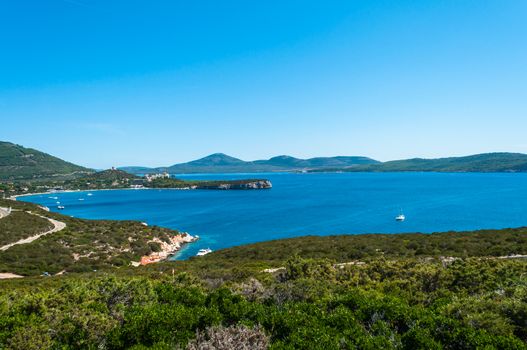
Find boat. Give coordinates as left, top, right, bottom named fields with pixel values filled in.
left=87, top=193, right=93, bottom=196
left=395, top=210, right=405, bottom=221
left=196, top=248, right=212, bottom=256
left=78, top=198, right=84, bottom=201
left=57, top=205, right=65, bottom=210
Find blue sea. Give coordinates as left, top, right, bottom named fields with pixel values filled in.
left=22, top=172, right=527, bottom=259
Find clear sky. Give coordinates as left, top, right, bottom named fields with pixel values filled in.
left=1, top=0, right=526, bottom=168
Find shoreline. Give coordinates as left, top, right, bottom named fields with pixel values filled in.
left=9, top=186, right=199, bottom=200
left=9, top=179, right=271, bottom=200
left=6, top=188, right=201, bottom=268
left=134, top=232, right=199, bottom=266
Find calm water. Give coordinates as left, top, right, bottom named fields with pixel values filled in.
left=22, top=172, right=527, bottom=259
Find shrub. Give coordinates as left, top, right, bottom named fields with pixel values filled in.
left=186, top=325, right=269, bottom=350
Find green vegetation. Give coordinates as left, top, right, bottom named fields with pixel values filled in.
left=123, top=152, right=527, bottom=174
left=323, top=153, right=527, bottom=173
left=4, top=197, right=527, bottom=278
left=0, top=211, right=53, bottom=246
left=1, top=249, right=526, bottom=348
left=205, top=229, right=527, bottom=263
left=0, top=141, right=92, bottom=180
left=2, top=145, right=527, bottom=347
left=120, top=153, right=379, bottom=174
left=1, top=201, right=527, bottom=348
left=1, top=169, right=271, bottom=197
left=63, top=169, right=139, bottom=190
left=149, top=177, right=271, bottom=189
left=0, top=199, right=185, bottom=276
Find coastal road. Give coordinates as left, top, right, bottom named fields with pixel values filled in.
left=0, top=211, right=66, bottom=251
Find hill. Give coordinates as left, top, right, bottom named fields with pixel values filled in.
left=120, top=153, right=379, bottom=174
left=315, top=152, right=527, bottom=173
left=1, top=201, right=527, bottom=348
left=0, top=141, right=92, bottom=180
left=122, top=152, right=527, bottom=174
left=0, top=198, right=189, bottom=276
left=1, top=168, right=272, bottom=196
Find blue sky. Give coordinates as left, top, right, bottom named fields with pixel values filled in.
left=1, top=0, right=526, bottom=168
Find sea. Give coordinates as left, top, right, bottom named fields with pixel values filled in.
left=22, top=172, right=527, bottom=259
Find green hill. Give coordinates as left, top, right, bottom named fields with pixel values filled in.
left=122, top=152, right=527, bottom=174
left=185, top=153, right=247, bottom=167
left=1, top=199, right=527, bottom=349
left=325, top=152, right=527, bottom=173
left=0, top=198, right=186, bottom=276
left=0, top=141, right=92, bottom=180
left=121, top=153, right=379, bottom=174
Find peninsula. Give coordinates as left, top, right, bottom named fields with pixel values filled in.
left=0, top=141, right=272, bottom=197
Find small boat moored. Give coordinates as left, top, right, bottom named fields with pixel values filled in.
left=395, top=209, right=405, bottom=221
left=57, top=205, right=65, bottom=210
left=196, top=248, right=212, bottom=256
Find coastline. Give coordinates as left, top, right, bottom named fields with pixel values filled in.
left=6, top=188, right=201, bottom=267
left=10, top=187, right=149, bottom=200
left=10, top=179, right=272, bottom=200
left=9, top=186, right=195, bottom=200
left=134, top=232, right=198, bottom=266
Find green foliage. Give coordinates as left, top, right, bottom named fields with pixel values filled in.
left=1, top=254, right=526, bottom=348
left=334, top=152, right=527, bottom=173
left=65, top=169, right=139, bottom=190
left=201, top=229, right=527, bottom=264
left=1, top=169, right=271, bottom=196
left=122, top=153, right=379, bottom=174
left=0, top=199, right=184, bottom=276
left=147, top=177, right=270, bottom=189
left=0, top=141, right=91, bottom=181
left=1, top=193, right=527, bottom=348
left=0, top=211, right=52, bottom=245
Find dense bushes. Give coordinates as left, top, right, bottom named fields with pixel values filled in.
left=2, top=199, right=527, bottom=348
left=0, top=211, right=52, bottom=245
left=0, top=199, right=183, bottom=276
left=1, top=256, right=526, bottom=349
left=205, top=229, right=527, bottom=263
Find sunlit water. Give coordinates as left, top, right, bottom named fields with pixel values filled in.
left=22, top=172, right=527, bottom=259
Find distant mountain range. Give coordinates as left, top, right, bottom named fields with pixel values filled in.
left=332, top=153, right=527, bottom=173
left=122, top=152, right=527, bottom=174
left=119, top=153, right=380, bottom=174
left=0, top=141, right=92, bottom=180
left=3, top=140, right=527, bottom=180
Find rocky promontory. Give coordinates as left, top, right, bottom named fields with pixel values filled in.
left=200, top=179, right=273, bottom=190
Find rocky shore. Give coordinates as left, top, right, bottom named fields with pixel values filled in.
left=135, top=232, right=198, bottom=266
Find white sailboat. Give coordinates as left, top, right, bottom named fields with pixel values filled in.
left=395, top=209, right=405, bottom=221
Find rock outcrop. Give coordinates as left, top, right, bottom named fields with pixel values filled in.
left=201, top=180, right=273, bottom=190
left=215, top=180, right=272, bottom=190
left=138, top=233, right=197, bottom=265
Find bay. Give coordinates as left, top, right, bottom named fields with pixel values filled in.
left=22, top=172, right=527, bottom=259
